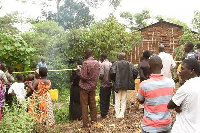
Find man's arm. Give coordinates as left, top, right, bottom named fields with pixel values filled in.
left=99, top=63, right=104, bottom=80
left=109, top=62, right=117, bottom=81
left=168, top=100, right=182, bottom=113
left=79, top=62, right=88, bottom=81
left=137, top=97, right=144, bottom=104
left=167, top=99, right=177, bottom=109
left=131, top=64, right=138, bottom=79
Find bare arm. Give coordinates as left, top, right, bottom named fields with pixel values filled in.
left=26, top=80, right=38, bottom=97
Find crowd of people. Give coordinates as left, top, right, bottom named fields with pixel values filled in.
left=0, top=58, right=55, bottom=127
left=69, top=43, right=200, bottom=133
left=0, top=41, right=200, bottom=132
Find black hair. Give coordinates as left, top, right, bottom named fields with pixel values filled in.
left=8, top=66, right=14, bottom=70
left=183, top=58, right=200, bottom=75
left=186, top=42, right=194, bottom=50
left=143, top=50, right=151, bottom=59
left=77, top=59, right=83, bottom=65
left=197, top=43, right=200, bottom=49
left=101, top=53, right=107, bottom=59
left=39, top=67, right=48, bottom=77
left=16, top=73, right=24, bottom=81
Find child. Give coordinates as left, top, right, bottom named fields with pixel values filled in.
left=24, top=74, right=34, bottom=89
left=8, top=73, right=26, bottom=102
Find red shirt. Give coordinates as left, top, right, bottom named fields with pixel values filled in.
left=79, top=57, right=100, bottom=91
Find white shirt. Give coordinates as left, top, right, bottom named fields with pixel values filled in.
left=158, top=52, right=176, bottom=78
left=8, top=82, right=26, bottom=99
left=171, top=77, right=200, bottom=133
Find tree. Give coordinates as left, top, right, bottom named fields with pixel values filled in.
left=67, top=16, right=142, bottom=61
left=47, top=0, right=94, bottom=30
left=22, top=20, right=68, bottom=68
left=22, top=20, right=70, bottom=89
left=0, top=32, right=35, bottom=71
left=0, top=12, right=20, bottom=34
left=120, top=9, right=151, bottom=31
left=167, top=17, right=199, bottom=60
left=192, top=11, right=200, bottom=33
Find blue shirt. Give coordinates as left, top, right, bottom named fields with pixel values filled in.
left=37, top=62, right=47, bottom=69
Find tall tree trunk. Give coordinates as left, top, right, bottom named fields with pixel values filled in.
left=56, top=0, right=61, bottom=21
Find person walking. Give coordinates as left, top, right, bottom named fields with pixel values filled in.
left=110, top=52, right=138, bottom=118
left=79, top=49, right=100, bottom=128
left=168, top=58, right=200, bottom=133
left=138, top=55, right=175, bottom=133
left=158, top=44, right=176, bottom=78
left=99, top=53, right=112, bottom=119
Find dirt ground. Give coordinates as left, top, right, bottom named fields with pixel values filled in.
left=52, top=90, right=176, bottom=133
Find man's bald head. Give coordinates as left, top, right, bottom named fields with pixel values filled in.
left=149, top=55, right=163, bottom=74
left=158, top=44, right=165, bottom=53
left=118, top=52, right=126, bottom=60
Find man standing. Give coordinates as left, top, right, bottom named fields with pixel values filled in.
left=138, top=55, right=175, bottom=133
left=99, top=53, right=112, bottom=119
left=37, top=58, right=47, bottom=69
left=158, top=44, right=176, bottom=78
left=110, top=52, right=138, bottom=118
left=168, top=58, right=200, bottom=133
left=184, top=42, right=197, bottom=59
left=79, top=49, right=100, bottom=128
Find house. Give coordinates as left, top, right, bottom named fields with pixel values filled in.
left=127, top=19, right=184, bottom=64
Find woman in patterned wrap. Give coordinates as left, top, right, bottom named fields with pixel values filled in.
left=27, top=67, right=55, bottom=127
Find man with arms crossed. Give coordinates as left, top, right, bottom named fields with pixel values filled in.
left=168, top=58, right=200, bottom=133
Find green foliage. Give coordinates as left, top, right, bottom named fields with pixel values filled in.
left=192, top=10, right=200, bottom=33
left=120, top=9, right=151, bottom=31
left=67, top=16, right=142, bottom=61
left=53, top=105, right=69, bottom=124
left=0, top=103, right=36, bottom=133
left=47, top=0, right=94, bottom=30
left=167, top=17, right=200, bottom=60
left=0, top=12, right=20, bottom=34
left=134, top=9, right=151, bottom=30
left=0, top=32, right=35, bottom=71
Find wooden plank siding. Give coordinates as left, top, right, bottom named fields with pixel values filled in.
left=127, top=20, right=184, bottom=64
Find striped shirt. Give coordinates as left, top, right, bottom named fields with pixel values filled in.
left=138, top=74, right=175, bottom=133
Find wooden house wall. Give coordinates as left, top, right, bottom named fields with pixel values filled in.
left=127, top=23, right=184, bottom=64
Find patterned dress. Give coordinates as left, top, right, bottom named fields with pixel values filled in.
left=28, top=79, right=55, bottom=126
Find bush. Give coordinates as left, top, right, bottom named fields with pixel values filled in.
left=53, top=105, right=69, bottom=124
left=0, top=102, right=35, bottom=133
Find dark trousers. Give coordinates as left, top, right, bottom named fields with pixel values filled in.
left=5, top=87, right=13, bottom=106
left=80, top=89, right=97, bottom=127
left=100, top=86, right=112, bottom=117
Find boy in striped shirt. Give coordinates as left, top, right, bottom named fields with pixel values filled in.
left=137, top=55, right=175, bottom=133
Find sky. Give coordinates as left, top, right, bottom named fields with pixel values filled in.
left=1, top=0, right=200, bottom=31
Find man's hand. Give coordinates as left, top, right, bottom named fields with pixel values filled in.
left=175, top=106, right=182, bottom=113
